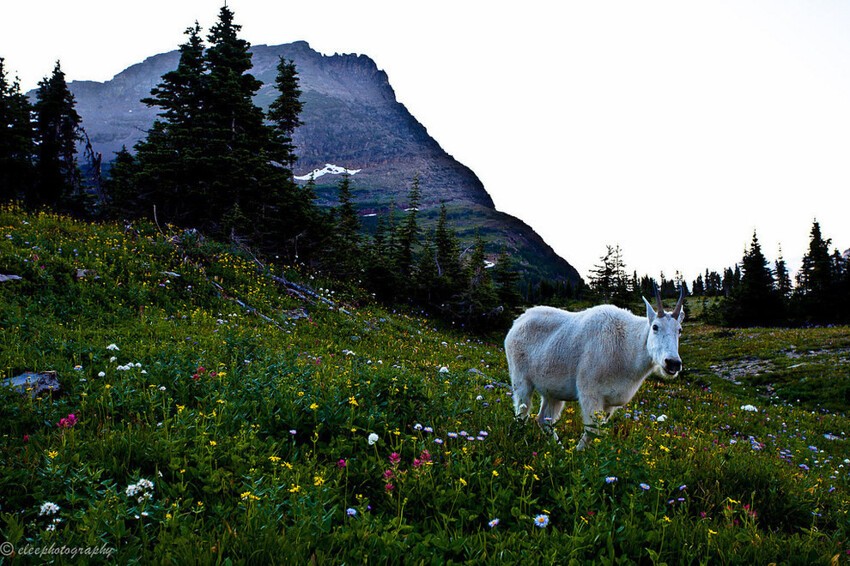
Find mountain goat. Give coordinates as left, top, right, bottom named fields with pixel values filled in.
left=505, top=289, right=684, bottom=450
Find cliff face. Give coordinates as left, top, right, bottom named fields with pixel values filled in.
left=61, top=41, right=580, bottom=284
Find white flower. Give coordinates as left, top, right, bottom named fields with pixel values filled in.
left=741, top=404, right=758, bottom=412
left=106, top=344, right=120, bottom=351
left=656, top=414, right=667, bottom=422
left=367, top=433, right=379, bottom=445
left=39, top=501, right=60, bottom=516
left=97, top=371, right=106, bottom=378
left=439, top=366, right=449, bottom=373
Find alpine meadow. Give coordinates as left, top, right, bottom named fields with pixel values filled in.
left=2, top=5, right=850, bottom=565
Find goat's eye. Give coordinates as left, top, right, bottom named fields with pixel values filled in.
left=652, top=324, right=659, bottom=332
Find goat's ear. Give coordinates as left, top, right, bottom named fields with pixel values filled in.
left=642, top=297, right=656, bottom=322
left=677, top=307, right=686, bottom=324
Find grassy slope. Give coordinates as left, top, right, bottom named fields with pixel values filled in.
left=0, top=208, right=848, bottom=564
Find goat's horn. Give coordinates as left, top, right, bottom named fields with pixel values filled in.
left=653, top=283, right=665, bottom=316
left=671, top=286, right=685, bottom=319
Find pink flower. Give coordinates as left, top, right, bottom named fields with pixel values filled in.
left=389, top=452, right=401, bottom=466
left=383, top=469, right=394, bottom=480
left=385, top=483, right=394, bottom=492
left=23, top=434, right=30, bottom=443
left=57, top=413, right=78, bottom=428
left=337, top=459, right=347, bottom=468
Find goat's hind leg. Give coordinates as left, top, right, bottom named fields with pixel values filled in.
left=537, top=396, right=566, bottom=444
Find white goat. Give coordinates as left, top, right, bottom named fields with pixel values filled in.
left=505, top=289, right=684, bottom=450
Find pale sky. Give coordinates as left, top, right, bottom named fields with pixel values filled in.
left=3, top=1, right=850, bottom=284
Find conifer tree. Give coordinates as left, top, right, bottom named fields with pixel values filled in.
left=433, top=203, right=464, bottom=301
left=395, top=176, right=421, bottom=279
left=133, top=23, right=208, bottom=223
left=774, top=246, right=792, bottom=300
left=0, top=58, right=34, bottom=202
left=723, top=231, right=782, bottom=326
left=325, top=173, right=361, bottom=278
left=268, top=57, right=303, bottom=171
left=31, top=61, right=83, bottom=211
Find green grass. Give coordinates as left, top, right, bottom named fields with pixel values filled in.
left=0, top=207, right=849, bottom=564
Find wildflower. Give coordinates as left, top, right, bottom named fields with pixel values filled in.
left=799, top=464, right=810, bottom=471
left=385, top=483, right=395, bottom=493
left=489, top=518, right=500, bottom=528
left=269, top=456, right=282, bottom=463
left=679, top=484, right=687, bottom=491
left=605, top=476, right=618, bottom=484
left=289, top=429, right=297, bottom=436
left=414, top=423, right=423, bottom=431
left=289, top=484, right=301, bottom=493
left=57, top=413, right=78, bottom=428
left=434, top=438, right=444, bottom=445
left=639, top=483, right=651, bottom=491
left=346, top=508, right=357, bottom=517
left=367, top=433, right=379, bottom=445
left=313, top=475, right=325, bottom=487
left=383, top=469, right=394, bottom=480
left=97, top=371, right=105, bottom=377
left=106, top=344, right=119, bottom=351
left=492, top=470, right=499, bottom=478
left=459, top=478, right=468, bottom=487
left=240, top=491, right=253, bottom=501
left=309, top=403, right=319, bottom=411
left=448, top=432, right=458, bottom=439
left=533, top=514, right=550, bottom=528
left=47, top=450, right=58, bottom=459
left=740, top=404, right=758, bottom=412
left=39, top=502, right=60, bottom=516
left=656, top=414, right=667, bottom=422
left=73, top=365, right=83, bottom=371
left=337, top=458, right=347, bottom=468
left=348, top=396, right=359, bottom=407
left=209, top=440, right=217, bottom=447
left=439, top=366, right=449, bottom=373
left=423, top=426, right=433, bottom=433
left=389, top=452, right=401, bottom=466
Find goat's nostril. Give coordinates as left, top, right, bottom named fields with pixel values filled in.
left=665, top=359, right=682, bottom=373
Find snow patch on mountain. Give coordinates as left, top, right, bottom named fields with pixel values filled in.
left=294, top=164, right=361, bottom=181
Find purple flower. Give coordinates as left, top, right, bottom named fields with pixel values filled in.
left=605, top=476, right=618, bottom=484
left=488, top=518, right=500, bottom=528
left=639, top=483, right=651, bottom=491
left=533, top=514, right=550, bottom=528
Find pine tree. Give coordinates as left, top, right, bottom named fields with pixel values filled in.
left=31, top=61, right=83, bottom=211
left=723, top=231, right=782, bottom=326
left=133, top=23, right=208, bottom=223
left=268, top=57, right=303, bottom=171
left=325, top=173, right=361, bottom=278
left=433, top=203, right=464, bottom=302
left=0, top=58, right=34, bottom=202
left=395, top=176, right=421, bottom=279
left=774, top=246, right=792, bottom=300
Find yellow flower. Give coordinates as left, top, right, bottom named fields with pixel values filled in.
left=348, top=396, right=359, bottom=407
left=708, top=529, right=718, bottom=536
left=240, top=491, right=252, bottom=500
left=209, top=440, right=217, bottom=447
left=166, top=513, right=173, bottom=520
left=314, top=475, right=325, bottom=487
left=309, top=403, right=319, bottom=411
left=176, top=404, right=185, bottom=414
left=459, top=478, right=468, bottom=487
left=47, top=450, right=58, bottom=459
left=492, top=470, right=499, bottom=478
left=269, top=455, right=281, bottom=463
left=104, top=384, right=111, bottom=389
left=289, top=484, right=301, bottom=493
